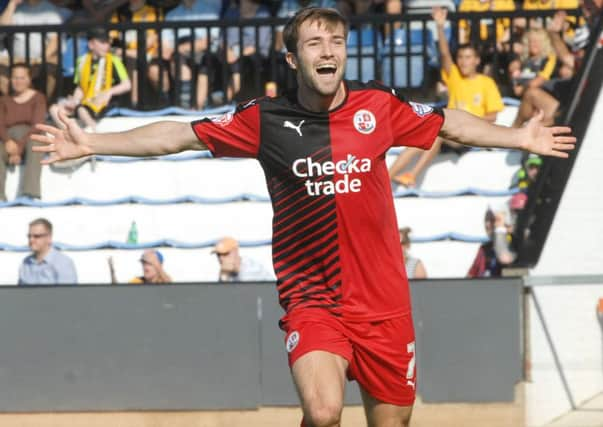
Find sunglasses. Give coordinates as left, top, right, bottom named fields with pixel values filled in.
left=27, top=233, right=49, bottom=239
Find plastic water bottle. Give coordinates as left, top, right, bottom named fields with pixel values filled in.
left=127, top=221, right=138, bottom=244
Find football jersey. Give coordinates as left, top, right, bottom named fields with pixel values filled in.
left=192, top=81, right=444, bottom=323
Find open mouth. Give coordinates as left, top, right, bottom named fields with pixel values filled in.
left=316, top=64, right=337, bottom=76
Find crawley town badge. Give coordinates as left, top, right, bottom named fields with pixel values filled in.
left=286, top=331, right=300, bottom=353
left=353, top=109, right=376, bottom=135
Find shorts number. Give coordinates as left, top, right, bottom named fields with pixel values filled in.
left=406, top=341, right=416, bottom=380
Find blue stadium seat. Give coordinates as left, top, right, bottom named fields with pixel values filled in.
left=346, top=27, right=381, bottom=82
left=381, top=28, right=435, bottom=89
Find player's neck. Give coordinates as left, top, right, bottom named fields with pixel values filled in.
left=296, top=82, right=346, bottom=113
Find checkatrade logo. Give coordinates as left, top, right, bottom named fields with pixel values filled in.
left=292, top=154, right=372, bottom=196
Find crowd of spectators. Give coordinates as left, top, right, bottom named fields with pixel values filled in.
left=0, top=0, right=593, bottom=110
left=2, top=0, right=601, bottom=282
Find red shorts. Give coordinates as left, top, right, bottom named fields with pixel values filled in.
left=282, top=309, right=417, bottom=406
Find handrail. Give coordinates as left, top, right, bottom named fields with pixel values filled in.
left=0, top=231, right=488, bottom=252
left=0, top=188, right=518, bottom=208
left=0, top=9, right=580, bottom=108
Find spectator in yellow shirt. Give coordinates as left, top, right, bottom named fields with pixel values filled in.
left=389, top=6, right=504, bottom=188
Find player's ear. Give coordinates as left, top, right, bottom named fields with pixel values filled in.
left=285, top=52, right=298, bottom=70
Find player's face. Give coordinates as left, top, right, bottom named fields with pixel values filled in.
left=287, top=19, right=347, bottom=98
left=456, top=48, right=479, bottom=77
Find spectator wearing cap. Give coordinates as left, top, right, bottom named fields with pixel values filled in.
left=510, top=154, right=542, bottom=191
left=468, top=208, right=516, bottom=278
left=49, top=27, right=131, bottom=132
left=212, top=236, right=273, bottom=283
left=18, top=217, right=78, bottom=285
left=129, top=249, right=172, bottom=284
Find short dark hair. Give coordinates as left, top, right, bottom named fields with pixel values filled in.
left=282, top=6, right=348, bottom=54
left=456, top=43, right=479, bottom=57
left=10, top=62, right=31, bottom=76
left=399, top=227, right=412, bottom=246
left=29, top=218, right=53, bottom=234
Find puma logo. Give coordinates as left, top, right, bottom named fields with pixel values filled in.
left=407, top=380, right=415, bottom=390
left=284, top=120, right=305, bottom=136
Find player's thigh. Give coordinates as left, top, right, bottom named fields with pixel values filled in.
left=291, top=350, right=348, bottom=423
left=360, top=387, right=413, bottom=427
left=347, top=315, right=417, bottom=412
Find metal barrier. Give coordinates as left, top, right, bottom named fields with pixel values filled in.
left=523, top=275, right=603, bottom=414
left=0, top=9, right=580, bottom=109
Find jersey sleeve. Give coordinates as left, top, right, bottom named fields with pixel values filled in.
left=191, top=101, right=261, bottom=158
left=389, top=92, right=444, bottom=149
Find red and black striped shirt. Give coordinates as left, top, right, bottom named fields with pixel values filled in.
left=192, top=80, right=444, bottom=324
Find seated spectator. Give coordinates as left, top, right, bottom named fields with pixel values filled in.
left=389, top=7, right=504, bottom=188
left=49, top=28, right=131, bottom=132
left=212, top=237, right=273, bottom=282
left=467, top=208, right=515, bottom=278
left=154, top=0, right=221, bottom=109
left=0, top=63, right=46, bottom=200
left=110, top=0, right=163, bottom=106
left=0, top=0, right=66, bottom=98
left=399, top=227, right=427, bottom=279
left=510, top=154, right=542, bottom=191
left=129, top=249, right=172, bottom=284
left=508, top=28, right=556, bottom=99
left=223, top=0, right=272, bottom=102
left=18, top=217, right=78, bottom=285
left=335, top=0, right=373, bottom=19
left=512, top=1, right=601, bottom=128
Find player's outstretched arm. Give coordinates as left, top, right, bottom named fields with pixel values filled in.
left=31, top=110, right=206, bottom=164
left=439, top=108, right=576, bottom=158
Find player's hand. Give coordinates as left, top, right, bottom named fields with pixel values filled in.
left=520, top=110, right=575, bottom=158
left=31, top=110, right=93, bottom=165
left=432, top=6, right=447, bottom=26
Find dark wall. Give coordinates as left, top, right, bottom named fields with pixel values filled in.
left=0, top=279, right=522, bottom=411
